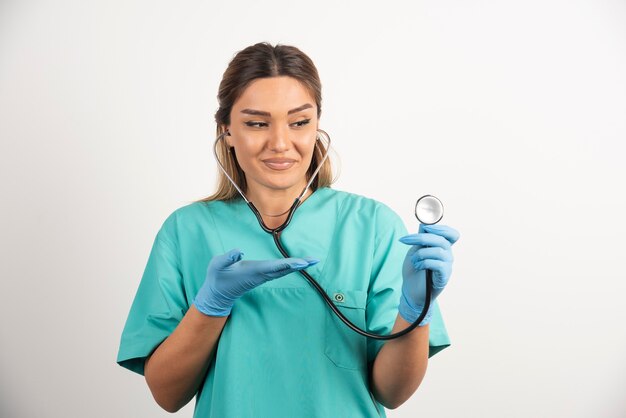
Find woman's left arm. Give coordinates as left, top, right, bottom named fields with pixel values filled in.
left=371, top=223, right=460, bottom=409
left=370, top=317, right=430, bottom=409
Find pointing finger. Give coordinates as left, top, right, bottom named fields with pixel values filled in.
left=421, top=224, right=460, bottom=245
left=399, top=233, right=452, bottom=250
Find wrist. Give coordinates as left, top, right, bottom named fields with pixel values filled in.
left=193, top=279, right=239, bottom=317
left=398, top=292, right=432, bottom=326
left=193, top=293, right=233, bottom=317
left=193, top=302, right=231, bottom=317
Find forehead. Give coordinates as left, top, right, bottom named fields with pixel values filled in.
left=233, top=76, right=315, bottom=112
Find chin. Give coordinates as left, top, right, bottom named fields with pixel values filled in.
left=261, top=173, right=308, bottom=190
left=265, top=182, right=304, bottom=192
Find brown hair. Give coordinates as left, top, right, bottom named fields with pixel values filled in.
left=197, top=42, right=334, bottom=202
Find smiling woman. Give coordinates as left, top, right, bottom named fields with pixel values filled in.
left=207, top=43, right=333, bottom=209
left=116, top=42, right=459, bottom=418
left=224, top=76, right=319, bottom=222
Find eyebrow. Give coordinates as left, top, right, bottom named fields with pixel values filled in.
left=240, top=103, right=314, bottom=117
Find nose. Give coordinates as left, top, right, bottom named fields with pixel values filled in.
left=266, top=124, right=290, bottom=153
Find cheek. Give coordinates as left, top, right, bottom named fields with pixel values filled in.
left=232, top=146, right=260, bottom=174
left=233, top=137, right=262, bottom=158
left=299, top=140, right=318, bottom=161
left=293, top=133, right=317, bottom=153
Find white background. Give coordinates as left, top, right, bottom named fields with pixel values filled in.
left=1, top=1, right=625, bottom=417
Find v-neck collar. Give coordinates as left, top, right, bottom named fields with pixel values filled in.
left=228, top=187, right=332, bottom=228
left=222, top=187, right=336, bottom=282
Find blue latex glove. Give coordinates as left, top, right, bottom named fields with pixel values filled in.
left=194, top=248, right=318, bottom=317
left=398, top=224, right=460, bottom=325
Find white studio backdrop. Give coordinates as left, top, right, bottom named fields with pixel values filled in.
left=1, top=0, right=625, bottom=417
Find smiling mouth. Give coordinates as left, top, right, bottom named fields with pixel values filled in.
left=262, top=159, right=297, bottom=170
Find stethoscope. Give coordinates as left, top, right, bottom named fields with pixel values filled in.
left=213, top=129, right=444, bottom=340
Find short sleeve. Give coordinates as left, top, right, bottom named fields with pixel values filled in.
left=116, top=214, right=188, bottom=375
left=366, top=204, right=451, bottom=363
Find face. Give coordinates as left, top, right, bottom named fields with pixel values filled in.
left=226, top=76, right=319, bottom=198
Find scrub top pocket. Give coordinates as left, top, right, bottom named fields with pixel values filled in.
left=324, top=289, right=367, bottom=370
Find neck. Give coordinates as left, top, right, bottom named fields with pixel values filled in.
left=246, top=186, right=312, bottom=229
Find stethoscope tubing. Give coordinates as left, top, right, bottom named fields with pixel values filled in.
left=215, top=129, right=433, bottom=340
left=272, top=227, right=433, bottom=340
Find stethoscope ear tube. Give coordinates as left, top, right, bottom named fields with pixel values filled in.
left=272, top=231, right=432, bottom=340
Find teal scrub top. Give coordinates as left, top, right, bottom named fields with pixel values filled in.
left=117, top=187, right=450, bottom=417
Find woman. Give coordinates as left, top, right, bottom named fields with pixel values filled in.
left=117, top=42, right=460, bottom=417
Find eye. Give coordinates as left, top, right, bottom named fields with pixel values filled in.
left=244, top=121, right=268, bottom=128
left=291, top=119, right=311, bottom=128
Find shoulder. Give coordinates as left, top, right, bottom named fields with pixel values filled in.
left=160, top=201, right=204, bottom=228
left=156, top=199, right=236, bottom=240
left=320, top=188, right=405, bottom=229
left=323, top=188, right=401, bottom=219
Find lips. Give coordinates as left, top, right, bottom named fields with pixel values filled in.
left=262, top=158, right=297, bottom=170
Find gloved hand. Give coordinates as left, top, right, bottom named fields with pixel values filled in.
left=398, top=224, right=460, bottom=325
left=194, top=248, right=319, bottom=317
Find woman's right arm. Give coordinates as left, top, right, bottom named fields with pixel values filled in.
left=144, top=306, right=227, bottom=413
left=144, top=249, right=318, bottom=412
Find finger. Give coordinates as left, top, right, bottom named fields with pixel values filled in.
left=421, top=224, right=460, bottom=245
left=411, top=247, right=453, bottom=263
left=281, top=257, right=319, bottom=270
left=211, top=248, right=244, bottom=270
left=413, top=259, right=451, bottom=288
left=399, top=233, right=452, bottom=250
left=302, top=256, right=320, bottom=265
left=259, top=258, right=319, bottom=278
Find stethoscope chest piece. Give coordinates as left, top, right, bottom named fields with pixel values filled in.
left=415, top=195, right=444, bottom=225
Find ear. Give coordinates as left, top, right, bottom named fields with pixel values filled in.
left=221, top=125, right=232, bottom=146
